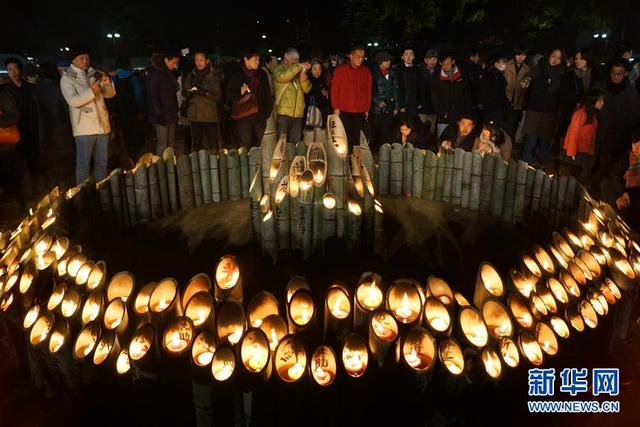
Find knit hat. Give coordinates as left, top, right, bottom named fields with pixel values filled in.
left=68, top=45, right=90, bottom=62
left=425, top=49, right=438, bottom=59
left=374, top=51, right=392, bottom=65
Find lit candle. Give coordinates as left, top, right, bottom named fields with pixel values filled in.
left=372, top=317, right=395, bottom=340
left=228, top=328, right=243, bottom=344
left=394, top=293, right=412, bottom=319
left=269, top=328, right=279, bottom=351
left=213, top=363, right=234, bottom=381
left=331, top=297, right=348, bottom=319
left=196, top=309, right=207, bottom=326
left=130, top=340, right=148, bottom=359
left=167, top=331, right=186, bottom=352
left=314, top=366, right=331, bottom=385
left=196, top=351, right=213, bottom=366
left=156, top=299, right=169, bottom=311
left=404, top=347, right=422, bottom=368
left=362, top=281, right=382, bottom=309
left=344, top=351, right=366, bottom=375
left=49, top=333, right=64, bottom=353
left=430, top=316, right=449, bottom=331
left=247, top=344, right=266, bottom=371
left=287, top=361, right=304, bottom=379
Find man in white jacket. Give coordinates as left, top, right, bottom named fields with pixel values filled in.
left=60, top=47, right=115, bottom=184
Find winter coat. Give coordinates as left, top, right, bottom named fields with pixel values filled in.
left=225, top=62, right=273, bottom=123
left=182, top=65, right=222, bottom=123
left=371, top=67, right=399, bottom=115
left=331, top=62, right=372, bottom=113
left=595, top=78, right=640, bottom=158
left=504, top=59, right=530, bottom=110
left=562, top=107, right=597, bottom=157
left=431, top=66, right=472, bottom=126
left=419, top=65, right=438, bottom=114
left=478, top=67, right=510, bottom=128
left=437, top=124, right=476, bottom=152
left=473, top=131, right=513, bottom=161
left=147, top=55, right=179, bottom=125
left=396, top=63, right=422, bottom=113
left=305, top=71, right=331, bottom=121
left=0, top=90, right=20, bottom=128
left=557, top=69, right=591, bottom=135
left=273, top=63, right=312, bottom=118
left=1, top=80, right=38, bottom=150
left=524, top=60, right=564, bottom=113
left=60, top=64, right=115, bottom=136
left=33, top=78, right=74, bottom=154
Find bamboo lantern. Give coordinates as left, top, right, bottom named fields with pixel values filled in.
left=378, top=144, right=390, bottom=194
left=181, top=272, right=211, bottom=310
left=546, top=277, right=569, bottom=305
left=425, top=276, right=455, bottom=307
left=116, top=349, right=131, bottom=375
left=192, top=331, right=217, bottom=367
left=133, top=282, right=157, bottom=317
left=240, top=328, right=271, bottom=375
left=86, top=260, right=106, bottom=292
left=23, top=304, right=40, bottom=330
left=286, top=276, right=310, bottom=303
left=597, top=281, right=617, bottom=306
left=567, top=261, right=588, bottom=287
left=481, top=347, right=503, bottom=379
left=310, top=345, right=337, bottom=386
left=549, top=315, right=571, bottom=339
left=56, top=245, right=82, bottom=277
left=48, top=319, right=69, bottom=354
left=535, top=283, right=557, bottom=314
left=578, top=300, right=598, bottom=329
left=473, top=262, right=504, bottom=308
left=185, top=292, right=215, bottom=331
left=73, top=321, right=101, bottom=360
left=509, top=268, right=535, bottom=298
left=532, top=244, right=555, bottom=277
left=438, top=337, right=464, bottom=375
left=3, top=270, right=19, bottom=294
left=520, top=252, right=542, bottom=283
left=274, top=175, right=291, bottom=251
left=307, top=143, right=327, bottom=187
left=551, top=231, right=575, bottom=260
left=1, top=293, right=14, bottom=312
left=597, top=229, right=614, bottom=248
left=573, top=257, right=594, bottom=283
left=481, top=298, right=513, bottom=339
left=603, top=277, right=622, bottom=301
left=508, top=293, right=535, bottom=329
left=106, top=271, right=135, bottom=303
left=498, top=336, right=520, bottom=368
left=587, top=289, right=608, bottom=316
left=211, top=346, right=236, bottom=381
left=458, top=306, right=489, bottom=349
left=402, top=327, right=436, bottom=373
left=149, top=278, right=182, bottom=324
left=287, top=288, right=315, bottom=334
left=454, top=292, right=471, bottom=307
left=66, top=253, right=87, bottom=280
left=322, top=193, right=337, bottom=242
left=262, top=209, right=277, bottom=261
left=298, top=170, right=315, bottom=258
left=47, top=281, right=66, bottom=311
left=259, top=314, right=287, bottom=352
left=374, top=201, right=384, bottom=256
left=517, top=331, right=543, bottom=366
left=607, top=248, right=636, bottom=290
left=559, top=270, right=581, bottom=299
left=214, top=255, right=243, bottom=302
left=324, top=283, right=351, bottom=340
left=210, top=151, right=221, bottom=203
left=529, top=291, right=549, bottom=319
left=269, top=135, right=287, bottom=185
left=535, top=322, right=558, bottom=356
left=29, top=311, right=54, bottom=346
left=579, top=232, right=595, bottom=250
left=18, top=262, right=36, bottom=295
left=345, top=198, right=362, bottom=250
left=93, top=331, right=121, bottom=366
left=82, top=291, right=104, bottom=325
left=387, top=279, right=422, bottom=325
left=250, top=170, right=264, bottom=241
left=104, top=298, right=130, bottom=337
left=549, top=245, right=569, bottom=270
left=565, top=306, right=585, bottom=332
left=129, top=323, right=158, bottom=370
left=248, top=292, right=280, bottom=328
left=216, top=298, right=246, bottom=345
left=60, top=289, right=81, bottom=319
left=162, top=316, right=195, bottom=356
left=33, top=233, right=52, bottom=257
left=368, top=309, right=398, bottom=367
left=424, top=296, right=451, bottom=335
left=274, top=335, right=307, bottom=383
left=342, top=333, right=368, bottom=378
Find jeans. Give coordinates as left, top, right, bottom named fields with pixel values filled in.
left=74, top=133, right=109, bottom=184
left=522, top=135, right=552, bottom=169
left=276, top=114, right=303, bottom=143
left=190, top=122, right=218, bottom=152
left=154, top=122, right=176, bottom=156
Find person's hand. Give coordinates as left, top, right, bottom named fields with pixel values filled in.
left=378, top=100, right=387, bottom=109
left=321, top=88, right=328, bottom=98
left=441, top=141, right=452, bottom=150
left=100, top=74, right=112, bottom=85
left=91, top=81, right=101, bottom=94
left=616, top=192, right=631, bottom=210
left=301, top=62, right=311, bottom=71
left=333, top=109, right=340, bottom=116
left=240, top=83, right=249, bottom=95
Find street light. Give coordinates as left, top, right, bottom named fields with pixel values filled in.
left=65, top=47, right=70, bottom=51
left=261, top=34, right=267, bottom=39
left=107, top=33, right=113, bottom=39
left=114, top=33, right=121, bottom=38
left=593, top=33, right=600, bottom=38
left=601, top=33, right=607, bottom=39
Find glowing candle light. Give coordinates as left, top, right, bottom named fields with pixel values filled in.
left=394, top=293, right=412, bottom=319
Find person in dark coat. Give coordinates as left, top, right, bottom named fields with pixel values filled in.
left=394, top=116, right=423, bottom=148
left=592, top=58, right=640, bottom=189
left=459, top=47, right=482, bottom=110
left=109, top=57, right=146, bottom=159
left=557, top=49, right=593, bottom=137
left=436, top=113, right=477, bottom=153
left=478, top=53, right=510, bottom=129
left=418, top=49, right=439, bottom=135
left=396, top=47, right=422, bottom=115
left=147, top=51, right=181, bottom=155
left=305, top=60, right=331, bottom=129
left=0, top=90, right=22, bottom=206
left=432, top=50, right=472, bottom=139
left=370, top=51, right=399, bottom=150
left=225, top=48, right=273, bottom=148
left=521, top=48, right=566, bottom=169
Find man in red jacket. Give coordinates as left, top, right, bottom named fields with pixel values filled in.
left=331, top=45, right=372, bottom=148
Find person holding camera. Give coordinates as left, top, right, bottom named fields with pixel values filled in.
left=370, top=51, right=399, bottom=150
left=60, top=46, right=115, bottom=184
left=273, top=47, right=312, bottom=143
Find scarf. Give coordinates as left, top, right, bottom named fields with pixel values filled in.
left=242, top=64, right=260, bottom=91
left=542, top=61, right=563, bottom=93
left=625, top=151, right=640, bottom=188
left=439, top=65, right=462, bottom=81
left=192, top=64, right=210, bottom=90
left=477, top=135, right=500, bottom=156
left=574, top=68, right=591, bottom=92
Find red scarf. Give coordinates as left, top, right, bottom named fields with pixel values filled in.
left=242, top=64, right=260, bottom=91
left=625, top=151, right=640, bottom=188
left=439, top=65, right=462, bottom=81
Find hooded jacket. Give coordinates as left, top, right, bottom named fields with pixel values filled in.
left=60, top=63, right=115, bottom=136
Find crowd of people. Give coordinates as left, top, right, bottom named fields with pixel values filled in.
left=2, top=40, right=640, bottom=226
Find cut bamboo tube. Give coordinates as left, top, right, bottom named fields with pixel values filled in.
left=274, top=175, right=291, bottom=250
left=239, top=147, right=250, bottom=199
left=250, top=170, right=263, bottom=241
left=261, top=209, right=277, bottom=262
left=96, top=174, right=113, bottom=226
left=356, top=131, right=375, bottom=183
left=269, top=134, right=287, bottom=185
left=133, top=163, right=151, bottom=224
left=473, top=262, right=505, bottom=308
left=434, top=149, right=446, bottom=200
left=322, top=192, right=337, bottom=243
left=513, top=160, right=528, bottom=223
left=248, top=146, right=261, bottom=188
left=219, top=149, right=229, bottom=201
left=312, top=187, right=325, bottom=254
left=362, top=164, right=375, bottom=248
left=442, top=149, right=454, bottom=203
left=451, top=148, right=464, bottom=205
left=423, top=150, right=437, bottom=200
left=402, top=142, right=414, bottom=196
left=176, top=154, right=195, bottom=209
left=108, top=168, right=125, bottom=226
left=479, top=154, right=495, bottom=213
left=531, top=169, right=545, bottom=211
left=490, top=158, right=507, bottom=218
left=314, top=125, right=327, bottom=144
left=525, top=166, right=535, bottom=215
left=155, top=152, right=169, bottom=216
left=374, top=200, right=384, bottom=256
left=469, top=152, right=482, bottom=210
left=209, top=152, right=221, bottom=202
left=501, top=159, right=517, bottom=222
left=298, top=170, right=314, bottom=259
left=288, top=156, right=306, bottom=250
left=147, top=158, right=162, bottom=221
left=303, top=129, right=315, bottom=144
left=190, top=151, right=203, bottom=207
left=461, top=151, right=473, bottom=208
left=326, top=136, right=346, bottom=239
left=412, top=148, right=425, bottom=198
left=287, top=142, right=296, bottom=164
left=565, top=176, right=578, bottom=212
left=123, top=170, right=137, bottom=226
left=390, top=143, right=403, bottom=195
left=198, top=149, right=212, bottom=204
left=378, top=143, right=390, bottom=195
left=368, top=309, right=399, bottom=367
left=227, top=148, right=242, bottom=201
left=260, top=131, right=277, bottom=194
left=346, top=199, right=362, bottom=250
left=541, top=173, right=552, bottom=216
